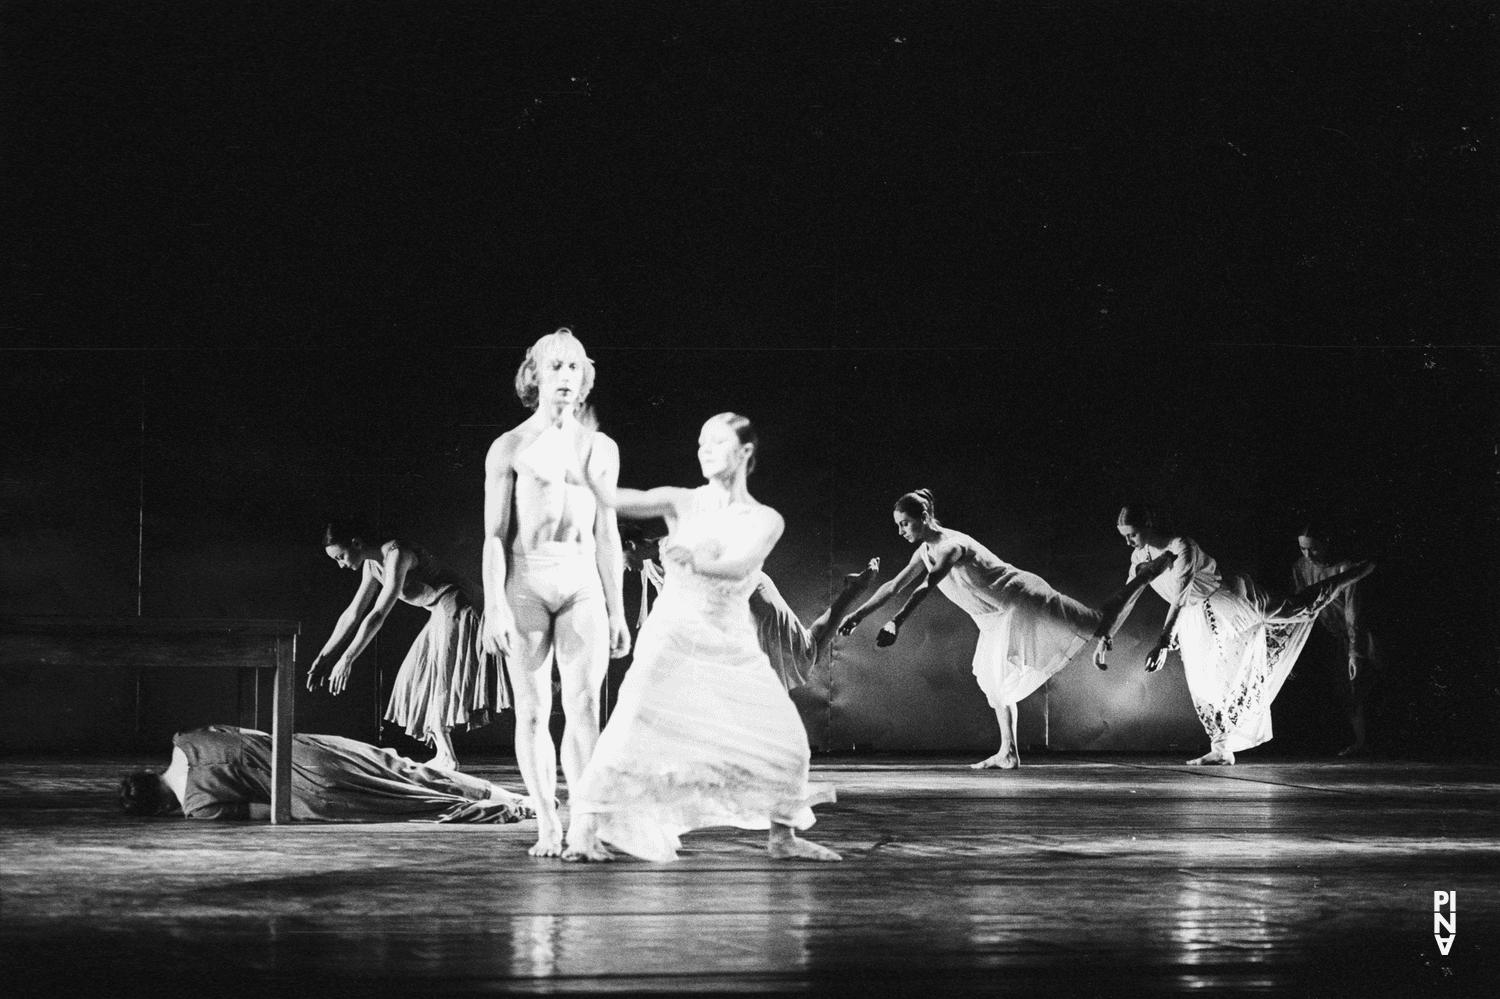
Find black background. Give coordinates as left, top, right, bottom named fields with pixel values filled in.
left=3, top=1, right=1495, bottom=757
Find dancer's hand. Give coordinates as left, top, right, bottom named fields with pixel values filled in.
left=608, top=613, right=632, bottom=659
left=482, top=609, right=517, bottom=659
left=326, top=654, right=354, bottom=695
left=837, top=612, right=862, bottom=636
left=306, top=652, right=332, bottom=691
left=875, top=621, right=900, bottom=647
left=663, top=543, right=694, bottom=567
left=1348, top=653, right=1361, bottom=681
left=1093, top=636, right=1112, bottom=670
left=1144, top=639, right=1171, bottom=673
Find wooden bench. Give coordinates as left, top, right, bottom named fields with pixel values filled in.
left=0, top=617, right=300, bottom=823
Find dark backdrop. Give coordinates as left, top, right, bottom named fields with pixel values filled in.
left=3, top=1, right=1494, bottom=757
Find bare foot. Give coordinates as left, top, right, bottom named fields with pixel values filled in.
left=1336, top=743, right=1367, bottom=758
left=768, top=831, right=841, bottom=862
left=428, top=755, right=459, bottom=773
left=561, top=838, right=616, bottom=863
left=844, top=558, right=880, bottom=594
left=529, top=811, right=564, bottom=857
left=970, top=750, right=1019, bottom=770
left=1186, top=750, right=1235, bottom=766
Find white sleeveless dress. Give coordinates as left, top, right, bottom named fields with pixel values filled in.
left=920, top=530, right=1100, bottom=709
left=570, top=487, right=834, bottom=862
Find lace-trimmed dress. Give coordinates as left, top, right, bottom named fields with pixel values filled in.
left=1135, top=537, right=1341, bottom=753
left=570, top=488, right=834, bottom=862
left=373, top=541, right=501, bottom=745
left=920, top=530, right=1101, bottom=709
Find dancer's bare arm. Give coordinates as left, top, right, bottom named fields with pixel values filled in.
left=588, top=436, right=632, bottom=658
left=670, top=506, right=784, bottom=580
left=879, top=546, right=958, bottom=644
left=837, top=552, right=926, bottom=635
left=582, top=474, right=687, bottom=522
left=307, top=567, right=381, bottom=689
left=1092, top=549, right=1177, bottom=668
left=482, top=434, right=520, bottom=657
left=327, top=545, right=414, bottom=694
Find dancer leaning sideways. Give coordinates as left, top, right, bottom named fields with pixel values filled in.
left=307, top=520, right=498, bottom=772
left=1100, top=505, right=1374, bottom=765
left=568, top=413, right=840, bottom=863
left=482, top=328, right=631, bottom=858
left=839, top=489, right=1174, bottom=770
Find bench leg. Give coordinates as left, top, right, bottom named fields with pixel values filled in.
left=270, top=634, right=296, bottom=824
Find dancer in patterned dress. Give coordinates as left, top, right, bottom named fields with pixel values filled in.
left=839, top=489, right=1174, bottom=770
left=1099, top=505, right=1374, bottom=765
left=308, top=520, right=498, bottom=772
left=567, top=413, right=840, bottom=863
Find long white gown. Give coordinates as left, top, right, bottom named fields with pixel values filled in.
left=920, top=530, right=1101, bottom=709
left=1134, top=537, right=1345, bottom=753
left=569, top=487, right=834, bottom=862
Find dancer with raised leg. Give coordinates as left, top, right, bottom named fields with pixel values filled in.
left=838, top=490, right=1173, bottom=770
left=482, top=329, right=631, bottom=857
left=568, top=413, right=840, bottom=862
left=1099, top=505, right=1374, bottom=765
left=307, top=520, right=497, bottom=772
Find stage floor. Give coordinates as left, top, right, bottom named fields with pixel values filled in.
left=3, top=753, right=1496, bottom=997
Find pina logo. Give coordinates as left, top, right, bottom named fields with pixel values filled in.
left=1433, top=891, right=1457, bottom=955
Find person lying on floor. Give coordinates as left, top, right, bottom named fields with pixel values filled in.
left=118, top=725, right=535, bottom=823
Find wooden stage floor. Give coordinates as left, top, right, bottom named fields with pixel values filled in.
left=3, top=753, right=1496, bottom=997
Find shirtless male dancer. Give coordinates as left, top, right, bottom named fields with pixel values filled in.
left=483, top=329, right=631, bottom=857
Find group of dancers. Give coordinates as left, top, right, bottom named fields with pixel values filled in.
left=120, top=328, right=1377, bottom=862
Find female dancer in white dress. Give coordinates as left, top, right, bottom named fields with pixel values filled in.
left=1097, top=505, right=1374, bottom=765
left=307, top=520, right=499, bottom=771
left=838, top=490, right=1174, bottom=770
left=566, top=413, right=839, bottom=863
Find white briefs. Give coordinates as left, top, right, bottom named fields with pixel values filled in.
left=507, top=542, right=605, bottom=631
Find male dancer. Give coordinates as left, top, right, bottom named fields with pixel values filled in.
left=483, top=329, right=630, bottom=857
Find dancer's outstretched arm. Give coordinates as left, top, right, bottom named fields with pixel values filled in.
left=327, top=545, right=414, bottom=694
left=837, top=553, right=926, bottom=636
left=1092, top=549, right=1178, bottom=670
left=307, top=566, right=381, bottom=690
left=873, top=546, right=960, bottom=647
left=579, top=463, right=687, bottom=522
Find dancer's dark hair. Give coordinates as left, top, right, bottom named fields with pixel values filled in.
left=894, top=489, right=939, bottom=525
left=119, top=771, right=169, bottom=816
left=1116, top=503, right=1160, bottom=534
left=322, top=517, right=376, bottom=550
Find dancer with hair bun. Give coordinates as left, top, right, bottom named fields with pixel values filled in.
left=306, top=519, right=498, bottom=772
left=568, top=413, right=840, bottom=863
left=838, top=489, right=1172, bottom=770
left=1103, top=505, right=1374, bottom=765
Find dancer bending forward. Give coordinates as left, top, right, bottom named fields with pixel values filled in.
left=568, top=413, right=839, bottom=862
left=1100, top=505, right=1374, bottom=765
left=308, top=520, right=498, bottom=771
left=839, top=489, right=1173, bottom=770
